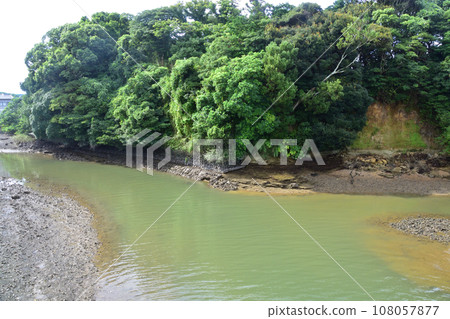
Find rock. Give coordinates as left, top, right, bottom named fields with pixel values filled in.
left=415, top=160, right=431, bottom=174
left=432, top=170, right=450, bottom=178
left=379, top=172, right=394, bottom=178
left=392, top=167, right=403, bottom=175
left=287, top=183, right=299, bottom=189
left=11, top=195, right=21, bottom=200
left=310, top=172, right=318, bottom=177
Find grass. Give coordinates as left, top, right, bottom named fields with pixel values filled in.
left=352, top=119, right=427, bottom=150
left=12, top=133, right=34, bottom=143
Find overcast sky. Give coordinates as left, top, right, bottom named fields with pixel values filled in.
left=0, top=0, right=335, bottom=94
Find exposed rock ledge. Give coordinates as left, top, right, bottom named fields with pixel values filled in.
left=1, top=133, right=449, bottom=195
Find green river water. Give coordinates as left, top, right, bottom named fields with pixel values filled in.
left=0, top=153, right=449, bottom=301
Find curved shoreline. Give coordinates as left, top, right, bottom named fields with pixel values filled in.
left=1, top=133, right=448, bottom=196
left=0, top=177, right=99, bottom=300
left=0, top=135, right=448, bottom=300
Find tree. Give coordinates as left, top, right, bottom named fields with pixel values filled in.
left=0, top=97, right=30, bottom=134
left=8, top=0, right=448, bottom=153
left=112, top=66, right=171, bottom=138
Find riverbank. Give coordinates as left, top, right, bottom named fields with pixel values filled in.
left=0, top=133, right=449, bottom=195
left=0, top=133, right=448, bottom=299
left=0, top=177, right=99, bottom=300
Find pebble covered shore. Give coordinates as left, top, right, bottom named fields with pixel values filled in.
left=0, top=178, right=99, bottom=300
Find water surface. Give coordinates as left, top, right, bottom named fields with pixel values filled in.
left=1, top=153, right=449, bottom=300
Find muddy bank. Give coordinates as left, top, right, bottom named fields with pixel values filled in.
left=153, top=151, right=449, bottom=195
left=0, top=178, right=99, bottom=300
left=1, top=133, right=449, bottom=195
left=0, top=135, right=20, bottom=150
left=390, top=216, right=450, bottom=244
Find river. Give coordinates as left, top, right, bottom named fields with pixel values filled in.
left=0, top=152, right=449, bottom=300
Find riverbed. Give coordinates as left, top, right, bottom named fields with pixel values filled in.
left=0, top=152, right=449, bottom=300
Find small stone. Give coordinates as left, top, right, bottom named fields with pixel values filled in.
left=288, top=183, right=299, bottom=189
left=379, top=172, right=394, bottom=179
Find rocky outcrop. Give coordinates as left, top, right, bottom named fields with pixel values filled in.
left=343, top=152, right=449, bottom=179
left=162, top=164, right=239, bottom=191
left=353, top=102, right=439, bottom=149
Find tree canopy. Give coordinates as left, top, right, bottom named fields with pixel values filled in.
left=1, top=0, right=448, bottom=155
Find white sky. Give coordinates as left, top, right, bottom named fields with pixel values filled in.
left=0, top=0, right=335, bottom=94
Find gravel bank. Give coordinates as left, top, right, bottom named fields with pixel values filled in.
left=0, top=178, right=99, bottom=300
left=390, top=216, right=450, bottom=244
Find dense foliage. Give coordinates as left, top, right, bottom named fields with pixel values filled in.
left=1, top=0, right=448, bottom=155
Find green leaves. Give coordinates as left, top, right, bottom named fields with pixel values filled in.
left=302, top=80, right=344, bottom=114
left=112, top=66, right=170, bottom=139
left=0, top=97, right=30, bottom=134
left=263, top=41, right=298, bottom=106
left=5, top=0, right=446, bottom=153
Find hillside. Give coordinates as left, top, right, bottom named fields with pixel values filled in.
left=352, top=102, right=439, bottom=151
left=0, top=0, right=448, bottom=156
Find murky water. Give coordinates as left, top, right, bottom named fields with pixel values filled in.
left=1, top=153, right=449, bottom=300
